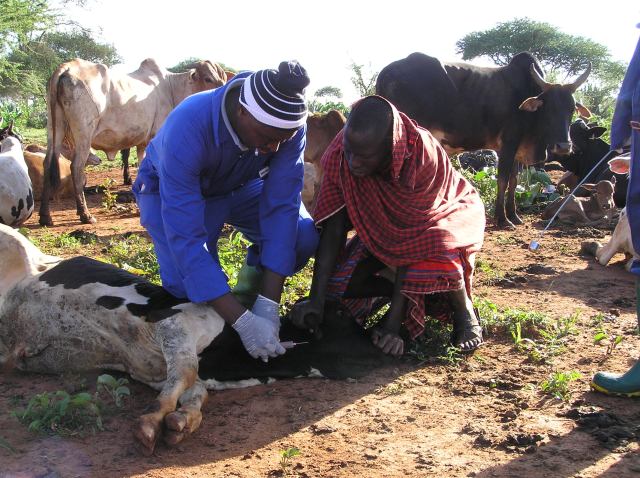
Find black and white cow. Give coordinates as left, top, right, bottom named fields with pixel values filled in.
left=0, top=123, right=34, bottom=227
left=0, top=224, right=391, bottom=454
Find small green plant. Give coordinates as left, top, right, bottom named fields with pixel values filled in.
left=593, top=329, right=608, bottom=344
left=96, top=374, right=130, bottom=408
left=606, top=335, right=624, bottom=356
left=101, top=178, right=117, bottom=210
left=14, top=390, right=104, bottom=436
left=0, top=436, right=16, bottom=453
left=279, top=447, right=301, bottom=475
left=438, top=344, right=464, bottom=366
left=540, top=371, right=581, bottom=401
left=375, top=381, right=406, bottom=397
left=12, top=374, right=131, bottom=437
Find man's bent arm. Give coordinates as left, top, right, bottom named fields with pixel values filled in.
left=309, top=208, right=349, bottom=308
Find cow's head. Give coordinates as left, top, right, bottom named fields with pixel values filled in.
left=189, top=60, right=227, bottom=92
left=519, top=63, right=591, bottom=156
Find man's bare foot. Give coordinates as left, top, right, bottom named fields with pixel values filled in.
left=451, top=309, right=483, bottom=352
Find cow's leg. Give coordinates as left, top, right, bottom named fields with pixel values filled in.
left=506, top=166, right=523, bottom=226
left=38, top=148, right=56, bottom=227
left=133, top=322, right=199, bottom=455
left=121, top=149, right=131, bottom=185
left=163, top=379, right=209, bottom=447
left=71, top=140, right=95, bottom=224
left=596, top=213, right=629, bottom=266
left=495, top=155, right=513, bottom=229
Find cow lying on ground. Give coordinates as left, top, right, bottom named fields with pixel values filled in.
left=376, top=52, right=591, bottom=229
left=541, top=178, right=616, bottom=224
left=0, top=224, right=391, bottom=454
left=39, top=58, right=228, bottom=226
left=0, top=124, right=33, bottom=227
left=555, top=120, right=628, bottom=207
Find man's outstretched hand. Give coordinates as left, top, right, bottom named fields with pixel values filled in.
left=290, top=300, right=324, bottom=337
left=371, top=327, right=404, bottom=357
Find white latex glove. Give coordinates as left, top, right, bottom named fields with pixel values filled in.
left=232, top=309, right=285, bottom=362
left=251, top=294, right=281, bottom=333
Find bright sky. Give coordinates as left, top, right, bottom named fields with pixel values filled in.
left=66, top=0, right=639, bottom=104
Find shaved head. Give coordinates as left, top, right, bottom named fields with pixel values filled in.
left=346, top=96, right=393, bottom=141
left=343, top=97, right=394, bottom=177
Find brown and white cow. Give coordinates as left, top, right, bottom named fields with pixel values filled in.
left=39, top=58, right=228, bottom=226
left=0, top=224, right=390, bottom=454
left=302, top=110, right=347, bottom=213
left=542, top=178, right=617, bottom=225
left=24, top=150, right=73, bottom=201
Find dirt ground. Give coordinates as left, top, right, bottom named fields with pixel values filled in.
left=1, top=166, right=639, bottom=478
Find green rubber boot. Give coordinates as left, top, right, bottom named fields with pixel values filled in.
left=232, top=260, right=262, bottom=309
left=590, top=360, right=640, bottom=397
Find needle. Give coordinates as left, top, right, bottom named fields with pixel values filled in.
left=280, top=341, right=309, bottom=349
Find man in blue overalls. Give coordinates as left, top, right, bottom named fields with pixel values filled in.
left=591, top=34, right=640, bottom=396
left=133, top=61, right=319, bottom=362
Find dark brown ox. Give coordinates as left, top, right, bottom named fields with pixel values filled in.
left=376, top=52, right=591, bottom=228
left=39, top=58, right=227, bottom=226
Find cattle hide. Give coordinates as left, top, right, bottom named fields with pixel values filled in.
left=304, top=110, right=347, bottom=213
left=0, top=223, right=391, bottom=454
left=0, top=137, right=34, bottom=227
left=39, top=58, right=228, bottom=227
left=376, top=52, right=591, bottom=229
left=542, top=179, right=616, bottom=224
left=24, top=150, right=73, bottom=201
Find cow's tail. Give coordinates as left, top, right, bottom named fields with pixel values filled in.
left=45, top=67, right=67, bottom=194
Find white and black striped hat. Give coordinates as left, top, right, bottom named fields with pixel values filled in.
left=240, top=61, right=310, bottom=129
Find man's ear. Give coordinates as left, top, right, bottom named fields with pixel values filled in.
left=519, top=97, right=544, bottom=112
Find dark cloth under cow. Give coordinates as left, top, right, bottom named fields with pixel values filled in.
left=313, top=100, right=485, bottom=338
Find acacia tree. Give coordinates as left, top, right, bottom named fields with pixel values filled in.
left=455, top=18, right=625, bottom=121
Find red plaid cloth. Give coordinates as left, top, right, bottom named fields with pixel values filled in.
left=315, top=97, right=485, bottom=338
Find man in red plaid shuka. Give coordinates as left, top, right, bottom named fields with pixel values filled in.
left=290, top=96, right=486, bottom=356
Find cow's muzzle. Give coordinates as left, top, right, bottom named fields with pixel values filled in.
left=550, top=143, right=572, bottom=155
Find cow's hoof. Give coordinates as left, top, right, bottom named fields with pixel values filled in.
left=580, top=240, right=601, bottom=257
left=133, top=416, right=161, bottom=455
left=163, top=409, right=203, bottom=446
left=39, top=215, right=54, bottom=227
left=80, top=214, right=97, bottom=224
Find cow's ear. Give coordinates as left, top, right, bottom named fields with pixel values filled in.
left=225, top=71, right=236, bottom=81
left=575, top=102, right=592, bottom=119
left=190, top=70, right=198, bottom=82
left=588, top=126, right=607, bottom=138
left=608, top=156, right=630, bottom=175
left=581, top=183, right=596, bottom=192
left=519, top=97, right=543, bottom=112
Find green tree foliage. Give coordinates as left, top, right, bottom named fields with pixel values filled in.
left=307, top=85, right=349, bottom=115
left=314, top=85, right=342, bottom=98
left=349, top=61, right=378, bottom=98
left=168, top=57, right=236, bottom=74
left=0, top=0, right=120, bottom=102
left=456, top=17, right=626, bottom=126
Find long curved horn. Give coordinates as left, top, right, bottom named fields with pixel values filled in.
left=569, top=62, right=592, bottom=92
left=530, top=63, right=551, bottom=92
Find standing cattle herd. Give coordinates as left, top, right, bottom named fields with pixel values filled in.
left=0, top=50, right=635, bottom=455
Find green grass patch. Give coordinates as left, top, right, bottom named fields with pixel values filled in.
left=22, top=228, right=85, bottom=256
left=540, top=370, right=581, bottom=401
left=475, top=298, right=579, bottom=363
left=103, top=233, right=160, bottom=283
left=12, top=374, right=129, bottom=437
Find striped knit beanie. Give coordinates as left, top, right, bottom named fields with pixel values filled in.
left=240, top=61, right=310, bottom=129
